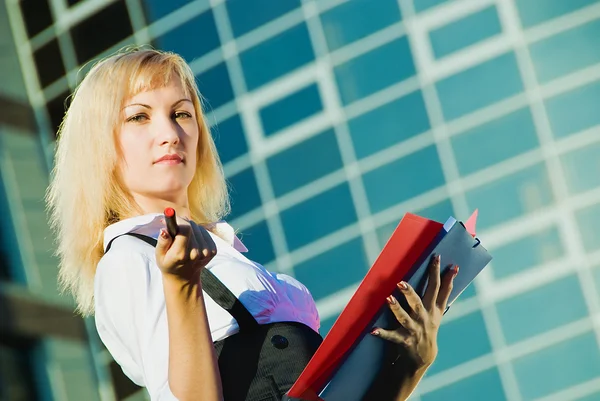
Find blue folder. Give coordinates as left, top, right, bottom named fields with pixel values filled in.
left=316, top=217, right=492, bottom=401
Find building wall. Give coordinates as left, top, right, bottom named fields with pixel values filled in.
left=5, top=0, right=600, bottom=400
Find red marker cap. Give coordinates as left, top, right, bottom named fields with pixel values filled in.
left=164, top=207, right=175, bottom=218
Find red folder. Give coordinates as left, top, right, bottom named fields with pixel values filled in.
left=287, top=213, right=447, bottom=400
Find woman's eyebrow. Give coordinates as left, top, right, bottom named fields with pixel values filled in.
left=122, top=98, right=192, bottom=110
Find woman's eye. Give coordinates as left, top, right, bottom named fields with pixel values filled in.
left=127, top=114, right=148, bottom=123
left=174, top=111, right=192, bottom=120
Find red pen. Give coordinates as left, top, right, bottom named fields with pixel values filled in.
left=164, top=207, right=179, bottom=238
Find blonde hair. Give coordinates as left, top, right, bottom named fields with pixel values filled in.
left=46, top=47, right=230, bottom=316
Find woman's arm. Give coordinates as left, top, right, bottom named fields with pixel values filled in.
left=163, top=276, right=222, bottom=401
left=156, top=221, right=223, bottom=401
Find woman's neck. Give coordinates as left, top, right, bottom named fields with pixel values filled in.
left=131, top=193, right=191, bottom=220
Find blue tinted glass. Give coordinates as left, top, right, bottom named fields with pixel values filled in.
left=492, top=225, right=564, bottom=279
left=497, top=275, right=588, bottom=344
left=259, top=83, right=323, bottom=136
left=225, top=0, right=301, bottom=37
left=335, top=37, right=415, bottom=105
left=294, top=237, right=368, bottom=300
left=428, top=311, right=491, bottom=374
left=375, top=199, right=453, bottom=250
left=319, top=314, right=339, bottom=336
left=577, top=392, right=600, bottom=401
left=513, top=332, right=600, bottom=399
left=575, top=202, right=600, bottom=252
left=197, top=62, right=234, bottom=110
left=545, top=80, right=600, bottom=138
left=142, top=0, right=195, bottom=22
left=436, top=52, right=524, bottom=121
left=239, top=220, right=275, bottom=265
left=349, top=90, right=430, bottom=159
left=320, top=0, right=402, bottom=51
left=227, top=167, right=262, bottom=220
left=154, top=10, right=220, bottom=62
left=267, top=129, right=343, bottom=196
left=515, top=0, right=597, bottom=28
left=212, top=114, right=248, bottom=164
left=363, top=145, right=445, bottom=213
left=530, top=19, right=600, bottom=84
left=240, top=23, right=315, bottom=90
left=414, top=0, right=451, bottom=13
left=430, top=6, right=502, bottom=59
left=465, top=163, right=554, bottom=230
left=281, top=183, right=357, bottom=250
left=452, top=107, right=539, bottom=176
left=561, top=141, right=600, bottom=195
left=421, top=368, right=506, bottom=401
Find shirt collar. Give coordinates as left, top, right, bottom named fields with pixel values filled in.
left=103, top=213, right=248, bottom=253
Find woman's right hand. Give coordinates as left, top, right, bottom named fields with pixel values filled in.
left=155, top=217, right=217, bottom=283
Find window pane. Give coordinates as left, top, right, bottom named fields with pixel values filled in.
left=421, top=368, right=506, bottom=401
left=428, top=311, right=491, bottom=374
left=197, top=62, right=234, bottom=110
left=34, top=39, right=66, bottom=88
left=320, top=0, right=402, bottom=51
left=154, top=10, right=220, bottom=63
left=451, top=107, right=539, bottom=176
left=335, top=37, right=415, bottom=105
left=513, top=332, right=600, bottom=399
left=71, top=1, right=133, bottom=64
left=436, top=52, right=523, bottom=121
left=348, top=90, right=430, bottom=159
left=465, top=163, right=554, bottom=230
left=281, top=183, right=357, bottom=250
left=212, top=114, right=248, bottom=164
left=267, top=129, right=343, bottom=197
left=545, top=80, right=600, bottom=138
left=259, top=83, right=323, bottom=136
left=561, top=141, right=600, bottom=195
left=492, top=225, right=565, bottom=279
left=497, top=274, right=588, bottom=344
left=363, top=145, right=445, bottom=213
left=226, top=0, right=301, bottom=37
left=515, top=0, right=597, bottom=28
left=414, top=0, right=452, bottom=13
left=239, top=220, right=275, bottom=265
left=20, top=0, right=53, bottom=38
left=294, top=237, right=368, bottom=300
left=0, top=341, right=39, bottom=401
left=430, top=6, right=502, bottom=59
left=240, top=23, right=315, bottom=91
left=530, top=19, right=600, bottom=84
left=227, top=167, right=262, bottom=220
left=142, top=0, right=195, bottom=22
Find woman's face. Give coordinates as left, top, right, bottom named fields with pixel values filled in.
left=117, top=78, right=199, bottom=206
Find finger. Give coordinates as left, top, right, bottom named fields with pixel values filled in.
left=199, top=226, right=217, bottom=258
left=189, top=222, right=211, bottom=258
left=423, top=254, right=441, bottom=311
left=170, top=222, right=192, bottom=261
left=155, top=228, right=174, bottom=259
left=386, top=295, right=416, bottom=333
left=397, top=281, right=426, bottom=321
left=370, top=327, right=407, bottom=345
left=436, top=265, right=458, bottom=312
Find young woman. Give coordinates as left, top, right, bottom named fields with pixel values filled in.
left=46, top=48, right=457, bottom=401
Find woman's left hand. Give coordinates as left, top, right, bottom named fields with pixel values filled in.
left=371, top=254, right=458, bottom=373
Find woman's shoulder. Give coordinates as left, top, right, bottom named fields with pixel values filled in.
left=97, top=235, right=153, bottom=282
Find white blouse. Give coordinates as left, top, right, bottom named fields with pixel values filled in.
left=94, top=213, right=320, bottom=401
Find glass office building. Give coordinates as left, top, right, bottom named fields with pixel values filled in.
left=5, top=0, right=600, bottom=399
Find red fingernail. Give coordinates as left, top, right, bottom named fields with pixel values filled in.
left=397, top=282, right=408, bottom=290
left=387, top=296, right=396, bottom=305
left=160, top=229, right=168, bottom=239
left=453, top=265, right=459, bottom=275
left=371, top=329, right=380, bottom=336
left=436, top=254, right=441, bottom=264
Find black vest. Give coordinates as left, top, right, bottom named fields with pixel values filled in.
left=106, top=233, right=322, bottom=401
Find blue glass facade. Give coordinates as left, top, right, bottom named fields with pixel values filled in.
left=11, top=0, right=600, bottom=399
